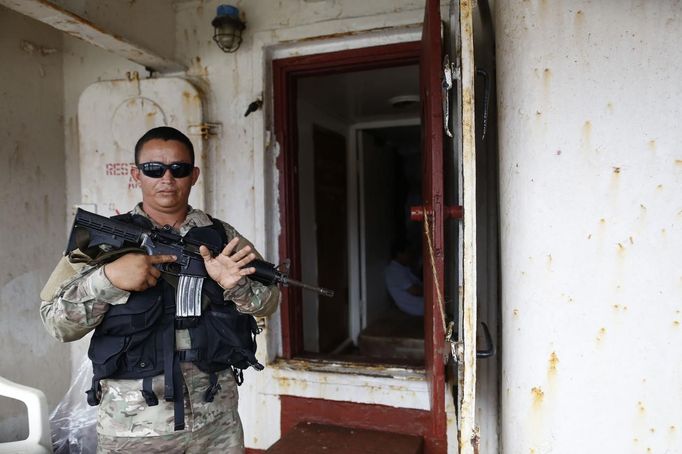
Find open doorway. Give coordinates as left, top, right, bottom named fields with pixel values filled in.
left=297, top=66, right=423, bottom=366
left=274, top=43, right=427, bottom=367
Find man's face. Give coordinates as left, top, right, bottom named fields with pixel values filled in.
left=131, top=139, right=200, bottom=215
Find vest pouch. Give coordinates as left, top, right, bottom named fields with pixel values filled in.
left=193, top=304, right=260, bottom=371
left=98, top=291, right=164, bottom=336
left=108, top=328, right=166, bottom=378
left=88, top=335, right=126, bottom=379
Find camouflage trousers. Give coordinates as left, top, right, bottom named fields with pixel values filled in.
left=97, top=423, right=245, bottom=453
left=95, top=363, right=244, bottom=453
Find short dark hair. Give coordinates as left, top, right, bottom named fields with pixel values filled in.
left=134, top=126, right=195, bottom=165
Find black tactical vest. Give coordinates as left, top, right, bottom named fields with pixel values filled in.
left=86, top=213, right=263, bottom=431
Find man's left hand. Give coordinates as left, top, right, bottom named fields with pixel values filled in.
left=199, top=237, right=256, bottom=290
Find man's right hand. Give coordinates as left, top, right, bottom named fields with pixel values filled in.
left=103, top=253, right=177, bottom=292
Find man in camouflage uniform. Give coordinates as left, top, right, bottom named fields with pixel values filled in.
left=40, top=126, right=279, bottom=453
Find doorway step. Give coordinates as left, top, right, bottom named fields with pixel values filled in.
left=358, top=307, right=425, bottom=363
left=266, top=422, right=423, bottom=454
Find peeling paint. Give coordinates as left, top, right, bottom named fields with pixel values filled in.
left=20, top=39, right=57, bottom=56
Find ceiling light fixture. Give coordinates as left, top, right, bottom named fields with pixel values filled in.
left=388, top=95, right=420, bottom=109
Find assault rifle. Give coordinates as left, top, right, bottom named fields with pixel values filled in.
left=66, top=208, right=334, bottom=317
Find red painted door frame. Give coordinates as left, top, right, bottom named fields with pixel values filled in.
left=272, top=41, right=421, bottom=358
left=272, top=12, right=447, bottom=449
left=419, top=0, right=448, bottom=452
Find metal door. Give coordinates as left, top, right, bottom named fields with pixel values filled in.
left=77, top=77, right=205, bottom=216
left=450, top=0, right=479, bottom=452
left=417, top=0, right=478, bottom=452
left=418, top=0, right=448, bottom=451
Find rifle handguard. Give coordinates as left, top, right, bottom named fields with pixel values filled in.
left=249, top=259, right=281, bottom=286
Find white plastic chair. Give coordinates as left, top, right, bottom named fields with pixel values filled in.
left=0, top=376, right=52, bottom=454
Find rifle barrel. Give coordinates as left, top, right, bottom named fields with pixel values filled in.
left=282, top=277, right=335, bottom=298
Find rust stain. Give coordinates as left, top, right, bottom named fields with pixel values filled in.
left=543, top=68, right=552, bottom=93
left=292, top=26, right=396, bottom=45
left=637, top=401, right=646, bottom=413
left=531, top=387, right=544, bottom=405
left=596, top=327, right=607, bottom=342
left=607, top=102, right=614, bottom=113
left=513, top=309, right=520, bottom=317
left=612, top=166, right=621, bottom=174
left=673, top=320, right=680, bottom=327
left=548, top=352, right=559, bottom=375
left=629, top=236, right=634, bottom=244
left=657, top=184, right=664, bottom=190
left=648, top=140, right=656, bottom=151
left=675, top=159, right=682, bottom=166
left=581, top=121, right=592, bottom=151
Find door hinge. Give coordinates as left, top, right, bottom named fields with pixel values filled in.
left=188, top=122, right=222, bottom=138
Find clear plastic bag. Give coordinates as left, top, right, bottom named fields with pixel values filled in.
left=49, top=361, right=97, bottom=454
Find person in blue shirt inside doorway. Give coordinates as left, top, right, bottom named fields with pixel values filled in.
left=384, top=239, right=424, bottom=317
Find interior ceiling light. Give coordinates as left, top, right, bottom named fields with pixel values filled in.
left=388, top=95, right=420, bottom=109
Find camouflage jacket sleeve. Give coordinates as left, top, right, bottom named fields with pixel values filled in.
left=218, top=221, right=281, bottom=317
left=40, top=256, right=130, bottom=342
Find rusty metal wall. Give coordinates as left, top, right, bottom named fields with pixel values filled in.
left=0, top=6, right=70, bottom=441
left=495, top=1, right=682, bottom=452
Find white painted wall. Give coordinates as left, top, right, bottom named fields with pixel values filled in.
left=297, top=98, right=348, bottom=352
left=495, top=1, right=682, bottom=452
left=0, top=6, right=69, bottom=441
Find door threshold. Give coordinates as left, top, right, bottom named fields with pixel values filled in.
left=271, top=357, right=426, bottom=381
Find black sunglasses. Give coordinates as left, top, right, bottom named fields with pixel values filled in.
left=137, top=162, right=194, bottom=178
